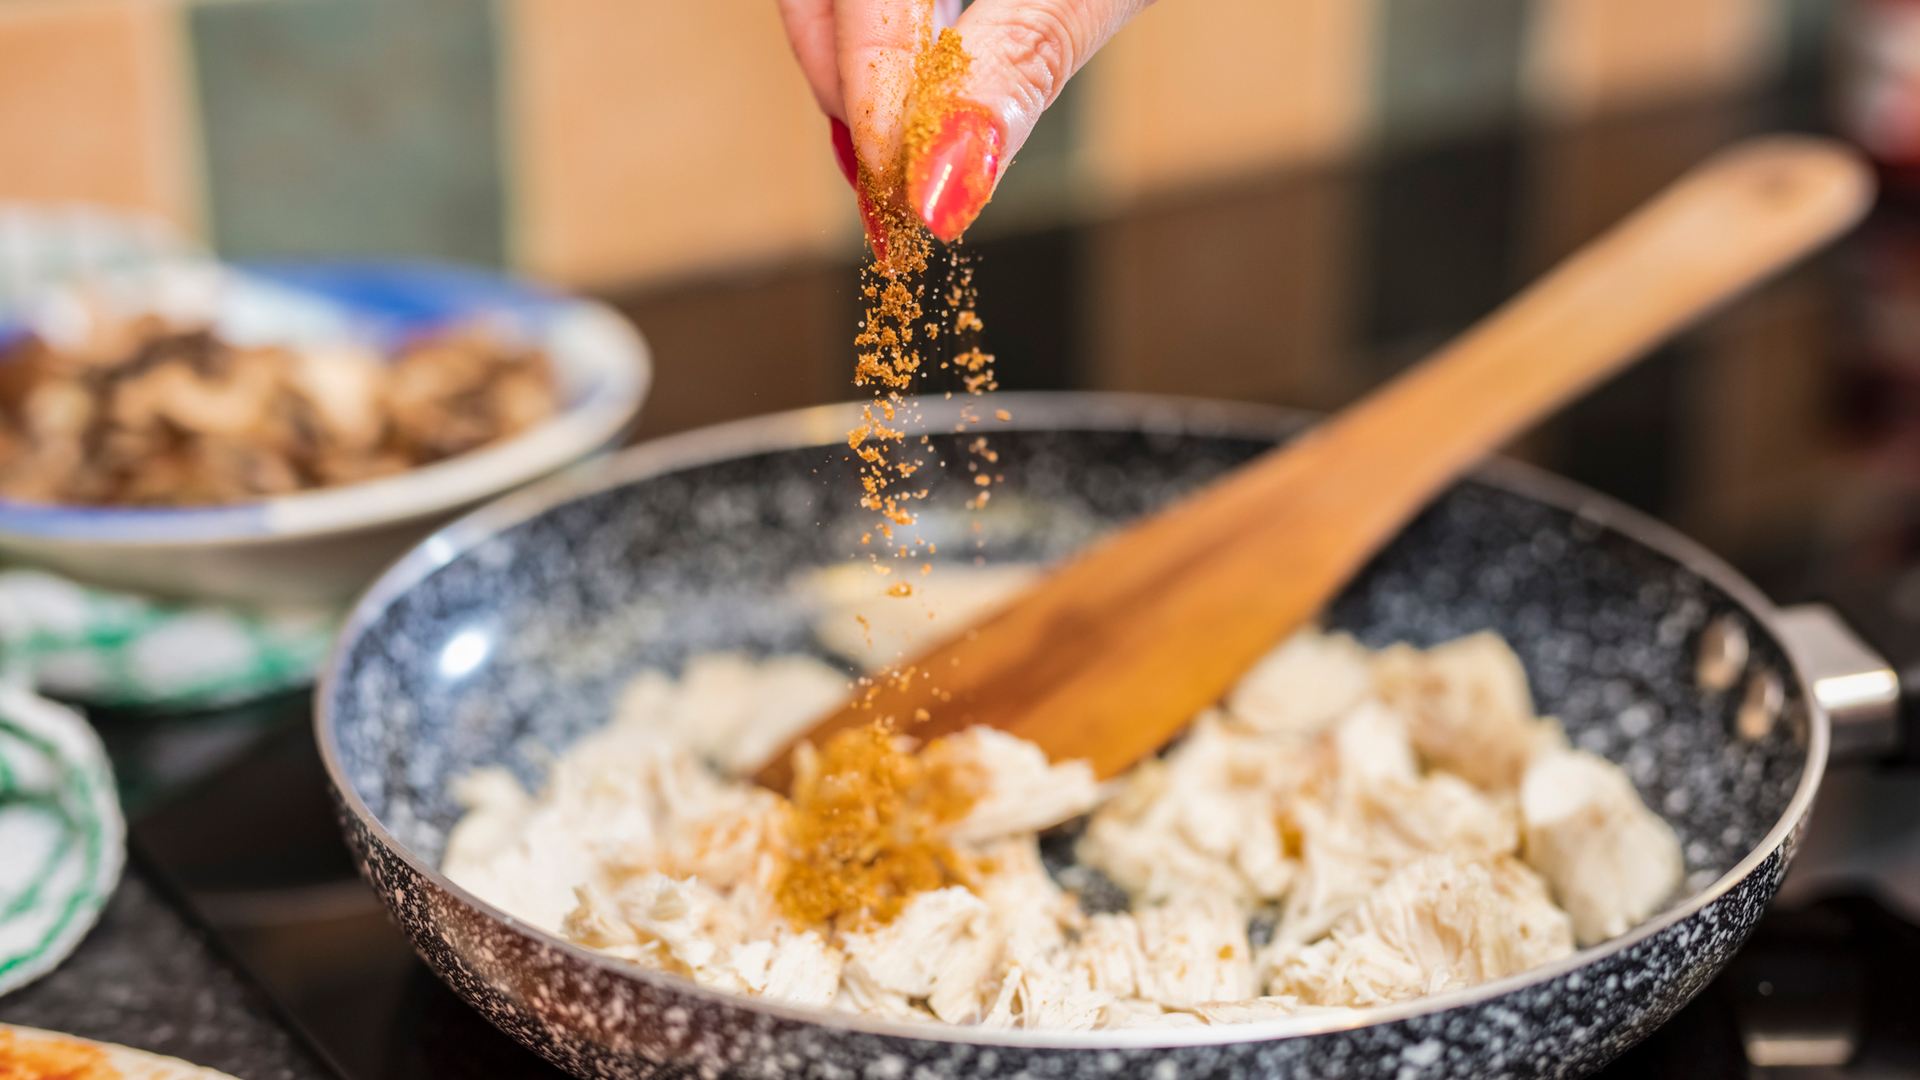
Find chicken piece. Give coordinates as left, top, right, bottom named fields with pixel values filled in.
left=1067, top=895, right=1254, bottom=1009
left=681, top=923, right=844, bottom=1007
left=1274, top=704, right=1519, bottom=946
left=981, top=935, right=1113, bottom=1030
left=1263, top=853, right=1551, bottom=1008
left=748, top=929, right=845, bottom=1007
left=442, top=721, right=776, bottom=929
left=0, top=420, right=24, bottom=482
left=136, top=348, right=284, bottom=439
left=1332, top=699, right=1420, bottom=788
left=1125, top=897, right=1254, bottom=1006
left=442, top=767, right=536, bottom=875
left=0, top=436, right=85, bottom=502
left=21, top=378, right=93, bottom=441
left=566, top=873, right=742, bottom=976
left=1485, top=855, right=1577, bottom=970
left=1276, top=796, right=1398, bottom=949
left=556, top=879, right=636, bottom=949
left=311, top=446, right=412, bottom=486
left=0, top=330, right=43, bottom=389
left=188, top=435, right=303, bottom=499
left=974, top=837, right=1083, bottom=955
left=288, top=344, right=386, bottom=450
left=838, top=887, right=1005, bottom=1024
left=1520, top=749, right=1683, bottom=946
left=1371, top=632, right=1567, bottom=792
left=444, top=764, right=600, bottom=931
left=562, top=873, right=841, bottom=1005
left=805, top=562, right=1041, bottom=673
left=384, top=331, right=554, bottom=459
left=38, top=296, right=159, bottom=369
left=1078, top=712, right=1302, bottom=909
left=614, top=653, right=850, bottom=776
left=1089, top=999, right=1198, bottom=1030
left=659, top=788, right=786, bottom=894
left=1179, top=997, right=1304, bottom=1024
left=1381, top=772, right=1520, bottom=858
left=832, top=973, right=933, bottom=1020
left=493, top=364, right=560, bottom=435
left=927, top=727, right=1099, bottom=844
left=1227, top=630, right=1374, bottom=738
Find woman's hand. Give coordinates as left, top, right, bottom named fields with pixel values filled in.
left=778, top=0, right=1153, bottom=244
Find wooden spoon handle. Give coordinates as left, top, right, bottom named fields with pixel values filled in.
left=758, top=135, right=1873, bottom=790
left=1326, top=135, right=1872, bottom=497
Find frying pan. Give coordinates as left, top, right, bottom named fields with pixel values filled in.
left=317, top=392, right=1899, bottom=1080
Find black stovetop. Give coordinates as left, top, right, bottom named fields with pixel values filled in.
left=31, top=690, right=1915, bottom=1080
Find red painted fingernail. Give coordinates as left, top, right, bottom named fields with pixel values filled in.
left=830, top=117, right=858, bottom=190
left=831, top=117, right=890, bottom=260
left=907, top=104, right=1002, bottom=242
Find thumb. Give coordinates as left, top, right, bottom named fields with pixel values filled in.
left=906, top=0, right=1151, bottom=241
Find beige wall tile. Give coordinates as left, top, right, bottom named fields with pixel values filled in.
left=0, top=0, right=199, bottom=230
left=1526, top=0, right=1778, bottom=119
left=505, top=0, right=856, bottom=290
left=1079, top=0, right=1376, bottom=203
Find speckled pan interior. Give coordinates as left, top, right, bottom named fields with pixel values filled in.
left=319, top=393, right=1820, bottom=1080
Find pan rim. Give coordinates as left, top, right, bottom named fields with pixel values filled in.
left=315, top=390, right=1830, bottom=1051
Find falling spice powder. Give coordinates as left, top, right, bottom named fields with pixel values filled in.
left=787, top=4, right=1013, bottom=930
left=845, top=15, right=1000, bottom=549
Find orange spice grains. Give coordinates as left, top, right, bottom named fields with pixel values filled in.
left=899, top=28, right=974, bottom=175
left=844, top=12, right=1001, bottom=550
left=773, top=721, right=987, bottom=929
left=0, top=1031, right=117, bottom=1080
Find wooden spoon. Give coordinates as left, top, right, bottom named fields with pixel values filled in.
left=756, top=135, right=1874, bottom=792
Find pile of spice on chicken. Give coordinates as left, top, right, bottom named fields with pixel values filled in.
left=0, top=312, right=558, bottom=506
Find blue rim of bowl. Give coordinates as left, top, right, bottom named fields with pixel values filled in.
left=315, top=390, right=1830, bottom=1052
left=0, top=261, right=650, bottom=545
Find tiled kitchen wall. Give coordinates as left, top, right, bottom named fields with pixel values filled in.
left=0, top=0, right=199, bottom=231
left=0, top=0, right=1832, bottom=292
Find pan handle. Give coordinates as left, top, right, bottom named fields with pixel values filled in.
left=1774, top=604, right=1903, bottom=764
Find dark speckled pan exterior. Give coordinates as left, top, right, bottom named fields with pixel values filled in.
left=317, top=393, right=1826, bottom=1080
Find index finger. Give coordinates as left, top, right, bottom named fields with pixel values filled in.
left=837, top=0, right=936, bottom=185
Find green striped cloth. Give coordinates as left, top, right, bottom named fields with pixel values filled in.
left=0, top=683, right=123, bottom=997
left=0, top=570, right=336, bottom=711
left=0, top=569, right=336, bottom=996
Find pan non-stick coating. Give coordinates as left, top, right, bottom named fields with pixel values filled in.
left=319, top=393, right=1821, bottom=1080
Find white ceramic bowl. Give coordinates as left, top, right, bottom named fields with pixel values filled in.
left=0, top=262, right=650, bottom=606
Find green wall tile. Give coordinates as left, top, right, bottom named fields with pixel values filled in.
left=191, top=0, right=505, bottom=265
left=1377, top=0, right=1530, bottom=149
left=1778, top=0, right=1839, bottom=75
left=972, top=71, right=1083, bottom=237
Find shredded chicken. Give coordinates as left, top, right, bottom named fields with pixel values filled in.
left=1520, top=748, right=1685, bottom=946
left=444, top=615, right=1685, bottom=1031
left=1261, top=853, right=1568, bottom=1007
left=1077, top=711, right=1304, bottom=909
left=1372, top=632, right=1568, bottom=792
